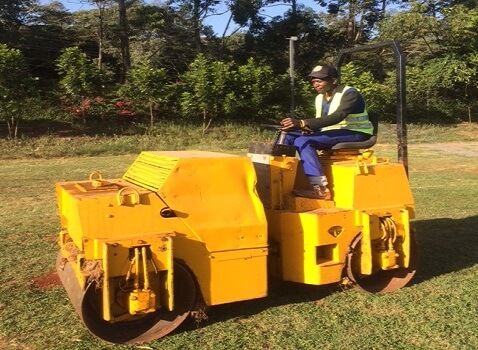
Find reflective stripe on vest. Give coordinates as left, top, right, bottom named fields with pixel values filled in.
left=315, top=86, right=373, bottom=135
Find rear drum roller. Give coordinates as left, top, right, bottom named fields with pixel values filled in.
left=57, top=254, right=197, bottom=344
left=345, top=233, right=417, bottom=294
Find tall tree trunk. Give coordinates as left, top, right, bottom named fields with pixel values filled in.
left=97, top=5, right=104, bottom=70
left=149, top=99, right=155, bottom=128
left=220, top=14, right=233, bottom=55
left=347, top=0, right=357, bottom=45
left=92, top=0, right=107, bottom=70
left=6, top=117, right=18, bottom=139
left=193, top=0, right=202, bottom=52
left=118, top=0, right=131, bottom=82
left=202, top=109, right=212, bottom=134
left=6, top=120, right=12, bottom=139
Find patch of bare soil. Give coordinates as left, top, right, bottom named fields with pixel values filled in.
left=30, top=271, right=61, bottom=291
left=43, top=234, right=58, bottom=242
left=411, top=142, right=478, bottom=157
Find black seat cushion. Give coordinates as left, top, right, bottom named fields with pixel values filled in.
left=331, top=113, right=378, bottom=150
left=331, top=135, right=377, bottom=150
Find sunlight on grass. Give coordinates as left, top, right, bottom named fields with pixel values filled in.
left=1, top=122, right=477, bottom=160
left=0, top=131, right=477, bottom=350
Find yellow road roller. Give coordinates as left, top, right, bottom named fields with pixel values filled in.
left=55, top=41, right=416, bottom=343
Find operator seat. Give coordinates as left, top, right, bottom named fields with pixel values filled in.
left=330, top=114, right=378, bottom=150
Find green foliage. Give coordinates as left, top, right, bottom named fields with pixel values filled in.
left=168, top=0, right=220, bottom=51
left=0, top=0, right=34, bottom=29
left=56, top=47, right=102, bottom=101
left=119, top=59, right=170, bottom=127
left=340, top=63, right=395, bottom=121
left=180, top=55, right=292, bottom=127
left=0, top=43, right=33, bottom=138
left=3, top=0, right=478, bottom=128
left=440, top=5, right=478, bottom=53
left=378, top=4, right=478, bottom=122
left=128, top=4, right=197, bottom=75
left=407, top=55, right=478, bottom=122
left=0, top=44, right=30, bottom=100
left=181, top=54, right=237, bottom=132
left=235, top=58, right=286, bottom=120
left=56, top=47, right=109, bottom=124
left=318, top=0, right=387, bottom=44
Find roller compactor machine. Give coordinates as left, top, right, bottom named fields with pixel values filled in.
left=55, top=42, right=417, bottom=343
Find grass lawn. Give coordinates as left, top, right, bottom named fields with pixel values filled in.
left=0, top=124, right=477, bottom=349
left=0, top=122, right=477, bottom=159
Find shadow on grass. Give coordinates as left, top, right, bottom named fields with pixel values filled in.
left=179, top=281, right=339, bottom=335
left=178, top=215, right=478, bottom=334
left=46, top=215, right=478, bottom=341
left=412, top=215, right=478, bottom=284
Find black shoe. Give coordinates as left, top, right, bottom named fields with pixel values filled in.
left=293, top=185, right=332, bottom=200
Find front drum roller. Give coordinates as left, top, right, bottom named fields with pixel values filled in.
left=56, top=254, right=197, bottom=344
left=345, top=233, right=417, bottom=294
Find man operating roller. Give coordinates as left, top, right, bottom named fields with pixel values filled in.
left=280, top=64, right=374, bottom=200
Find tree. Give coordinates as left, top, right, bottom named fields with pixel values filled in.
left=119, top=59, right=170, bottom=127
left=236, top=57, right=284, bottom=120
left=378, top=3, right=439, bottom=62
left=21, top=2, right=75, bottom=86
left=56, top=47, right=103, bottom=123
left=0, top=0, right=36, bottom=52
left=340, top=62, right=395, bottom=121
left=88, top=0, right=114, bottom=70
left=117, top=0, right=131, bottom=80
left=0, top=44, right=32, bottom=138
left=317, top=0, right=390, bottom=44
left=128, top=4, right=197, bottom=76
left=30, top=1, right=71, bottom=27
left=380, top=4, right=478, bottom=121
left=181, top=54, right=236, bottom=133
left=243, top=9, right=330, bottom=76
left=0, top=0, right=35, bottom=29
left=168, top=0, right=220, bottom=52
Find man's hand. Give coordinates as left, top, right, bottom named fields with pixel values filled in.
left=280, top=117, right=300, bottom=130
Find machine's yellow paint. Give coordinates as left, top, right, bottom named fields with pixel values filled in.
left=56, top=151, right=268, bottom=323
left=56, top=147, right=414, bottom=328
left=248, top=150, right=414, bottom=285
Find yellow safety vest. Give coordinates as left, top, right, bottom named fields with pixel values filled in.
left=315, top=86, right=373, bottom=135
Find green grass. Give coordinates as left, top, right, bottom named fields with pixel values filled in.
left=0, top=127, right=477, bottom=349
left=1, top=122, right=477, bottom=159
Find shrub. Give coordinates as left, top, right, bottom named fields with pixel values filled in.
left=56, top=47, right=105, bottom=124
left=119, top=59, right=170, bottom=128
left=0, top=44, right=33, bottom=138
left=181, top=54, right=237, bottom=133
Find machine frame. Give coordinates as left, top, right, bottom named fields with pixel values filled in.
left=55, top=41, right=417, bottom=344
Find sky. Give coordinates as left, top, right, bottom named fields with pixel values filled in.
left=39, top=0, right=322, bottom=35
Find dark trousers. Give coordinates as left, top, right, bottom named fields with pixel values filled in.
left=283, top=129, right=369, bottom=180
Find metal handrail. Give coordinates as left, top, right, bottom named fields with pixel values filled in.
left=335, top=40, right=408, bottom=175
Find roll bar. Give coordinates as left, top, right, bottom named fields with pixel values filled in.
left=335, top=40, right=408, bottom=175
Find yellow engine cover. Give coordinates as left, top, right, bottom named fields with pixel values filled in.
left=122, top=151, right=269, bottom=305
left=57, top=151, right=269, bottom=308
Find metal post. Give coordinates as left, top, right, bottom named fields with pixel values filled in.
left=288, top=36, right=298, bottom=117
left=393, top=41, right=408, bottom=176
